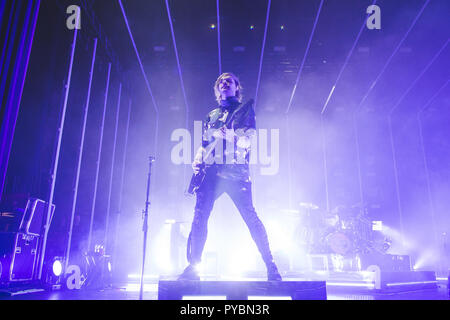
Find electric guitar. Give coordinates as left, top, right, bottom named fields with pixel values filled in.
left=185, top=99, right=254, bottom=195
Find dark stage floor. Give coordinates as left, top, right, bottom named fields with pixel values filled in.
left=1, top=280, right=448, bottom=300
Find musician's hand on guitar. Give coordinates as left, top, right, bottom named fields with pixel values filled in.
left=192, top=158, right=202, bottom=174
left=212, top=127, right=235, bottom=143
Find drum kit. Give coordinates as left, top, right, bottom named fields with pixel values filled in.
left=292, top=202, right=391, bottom=257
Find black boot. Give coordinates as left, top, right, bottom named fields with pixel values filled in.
left=267, top=261, right=282, bottom=281
left=177, top=264, right=200, bottom=281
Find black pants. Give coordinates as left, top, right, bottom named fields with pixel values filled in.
left=187, top=173, right=275, bottom=268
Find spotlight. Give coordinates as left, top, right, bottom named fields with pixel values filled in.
left=280, top=25, right=285, bottom=30
left=52, top=259, right=63, bottom=277
left=45, top=256, right=65, bottom=290
left=249, top=25, right=255, bottom=30
left=209, top=24, right=216, bottom=29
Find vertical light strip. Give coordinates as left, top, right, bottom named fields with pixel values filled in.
left=416, top=78, right=449, bottom=274
left=216, top=0, right=222, bottom=74
left=165, top=0, right=190, bottom=116
left=0, top=0, right=7, bottom=23
left=0, top=0, right=40, bottom=199
left=254, top=0, right=271, bottom=109
left=417, top=79, right=449, bottom=115
left=320, top=114, right=330, bottom=212
left=357, top=0, right=431, bottom=111
left=320, top=85, right=335, bottom=114
left=0, top=0, right=19, bottom=99
left=39, top=20, right=77, bottom=279
left=321, top=0, right=377, bottom=115
left=118, top=0, right=159, bottom=155
left=388, top=39, right=448, bottom=116
left=0, top=1, right=22, bottom=169
left=286, top=0, right=324, bottom=114
left=112, top=99, right=133, bottom=268
left=65, top=38, right=98, bottom=270
left=352, top=113, right=364, bottom=204
left=87, top=63, right=112, bottom=253
left=104, top=83, right=122, bottom=253
left=285, top=0, right=323, bottom=212
left=386, top=39, right=448, bottom=249
left=285, top=115, right=293, bottom=208
left=0, top=0, right=16, bottom=83
left=387, top=116, right=405, bottom=248
left=164, top=0, right=191, bottom=200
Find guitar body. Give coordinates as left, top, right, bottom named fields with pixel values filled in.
left=186, top=165, right=206, bottom=195
left=185, top=99, right=254, bottom=196
left=186, top=164, right=217, bottom=195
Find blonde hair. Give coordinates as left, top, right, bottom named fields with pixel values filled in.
left=214, top=72, right=243, bottom=105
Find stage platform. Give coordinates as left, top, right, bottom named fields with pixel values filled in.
left=0, top=270, right=447, bottom=300
left=158, top=280, right=327, bottom=300
left=0, top=278, right=447, bottom=300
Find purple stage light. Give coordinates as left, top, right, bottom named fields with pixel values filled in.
left=357, top=0, right=431, bottom=110
left=112, top=99, right=133, bottom=269
left=254, top=0, right=271, bottom=109
left=104, top=83, right=122, bottom=254
left=286, top=0, right=324, bottom=113
left=388, top=39, right=449, bottom=115
left=117, top=0, right=158, bottom=116
left=164, top=0, right=190, bottom=117
left=87, top=63, right=111, bottom=253
left=321, top=0, right=378, bottom=115
left=386, top=39, right=449, bottom=252
left=118, top=0, right=160, bottom=154
left=416, top=78, right=450, bottom=275
left=39, top=17, right=77, bottom=280
left=216, top=0, right=222, bottom=74
left=65, top=38, right=98, bottom=271
left=0, top=0, right=40, bottom=199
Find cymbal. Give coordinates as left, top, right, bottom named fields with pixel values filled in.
left=299, top=202, right=319, bottom=210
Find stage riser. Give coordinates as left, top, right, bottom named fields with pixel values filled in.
left=158, top=281, right=327, bottom=300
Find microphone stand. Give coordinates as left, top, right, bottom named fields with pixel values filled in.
left=139, top=156, right=155, bottom=300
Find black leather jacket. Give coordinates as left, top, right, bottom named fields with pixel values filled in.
left=202, top=96, right=256, bottom=181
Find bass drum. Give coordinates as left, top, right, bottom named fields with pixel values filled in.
left=326, top=231, right=354, bottom=256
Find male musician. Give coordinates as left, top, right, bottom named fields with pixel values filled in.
left=178, top=73, right=281, bottom=281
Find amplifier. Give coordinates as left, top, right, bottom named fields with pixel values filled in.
left=0, top=232, right=39, bottom=282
